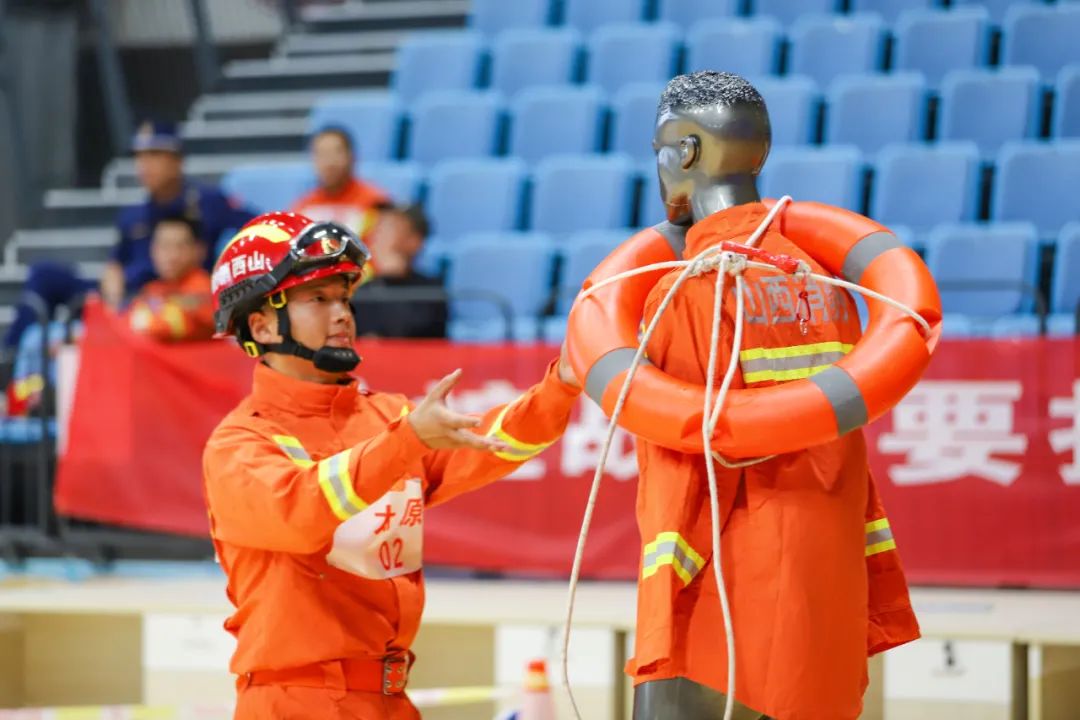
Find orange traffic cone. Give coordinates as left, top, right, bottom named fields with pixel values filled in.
left=519, top=658, right=556, bottom=720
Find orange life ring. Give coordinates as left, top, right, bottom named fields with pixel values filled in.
left=566, top=200, right=943, bottom=458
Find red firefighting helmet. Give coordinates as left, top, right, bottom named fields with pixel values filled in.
left=212, top=211, right=370, bottom=338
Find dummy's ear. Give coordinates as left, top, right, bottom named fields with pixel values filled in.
left=679, top=135, right=700, bottom=170
left=247, top=306, right=280, bottom=345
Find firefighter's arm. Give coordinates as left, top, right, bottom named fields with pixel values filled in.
left=865, top=468, right=921, bottom=655
left=424, top=358, right=581, bottom=506
left=203, top=419, right=429, bottom=554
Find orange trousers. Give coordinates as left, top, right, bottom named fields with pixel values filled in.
left=235, top=685, right=420, bottom=719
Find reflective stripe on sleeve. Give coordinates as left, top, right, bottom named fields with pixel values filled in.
left=485, top=402, right=556, bottom=463
left=316, top=448, right=367, bottom=521
left=641, top=532, right=706, bottom=586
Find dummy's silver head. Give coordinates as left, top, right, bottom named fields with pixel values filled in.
left=653, top=71, right=772, bottom=225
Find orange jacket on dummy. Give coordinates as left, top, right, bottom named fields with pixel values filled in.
left=203, top=360, right=579, bottom=719
left=628, top=203, right=920, bottom=720
left=125, top=268, right=214, bottom=342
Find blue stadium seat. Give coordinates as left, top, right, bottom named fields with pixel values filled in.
left=446, top=235, right=557, bottom=341
left=407, top=91, right=502, bottom=165
left=1054, top=66, right=1080, bottom=139
left=586, top=22, right=680, bottom=96
left=508, top=85, right=605, bottom=163
left=925, top=223, right=1039, bottom=316
left=893, top=8, right=990, bottom=91
left=992, top=140, right=1080, bottom=240
left=426, top=158, right=527, bottom=240
left=759, top=146, right=864, bottom=211
left=469, top=0, right=551, bottom=35
left=1047, top=313, right=1077, bottom=337
left=414, top=237, right=449, bottom=279
left=489, top=28, right=581, bottom=97
left=392, top=32, right=483, bottom=104
left=530, top=154, right=636, bottom=236
left=556, top=231, right=627, bottom=313
left=610, top=83, right=666, bottom=163
left=849, top=0, right=933, bottom=23
left=989, top=314, right=1041, bottom=338
left=221, top=163, right=314, bottom=213
left=825, top=73, right=927, bottom=156
left=754, top=76, right=819, bottom=146
left=952, top=0, right=1037, bottom=25
left=870, top=142, right=980, bottom=247
left=307, top=93, right=401, bottom=162
left=788, top=14, right=886, bottom=89
left=658, top=0, right=739, bottom=27
left=562, top=0, right=646, bottom=34
left=1002, top=4, right=1080, bottom=81
left=752, top=0, right=839, bottom=26
left=1051, top=222, right=1080, bottom=318
left=360, top=161, right=422, bottom=203
left=938, top=67, right=1040, bottom=158
left=686, top=18, right=781, bottom=78
left=639, top=169, right=666, bottom=227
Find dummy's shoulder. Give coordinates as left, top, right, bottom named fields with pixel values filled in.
left=648, top=221, right=689, bottom=257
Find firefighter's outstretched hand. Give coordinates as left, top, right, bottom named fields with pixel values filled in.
left=408, top=369, right=509, bottom=452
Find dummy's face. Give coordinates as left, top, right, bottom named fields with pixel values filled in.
left=312, top=133, right=354, bottom=191
left=150, top=221, right=205, bottom=282
left=653, top=110, right=698, bottom=226
left=135, top=150, right=183, bottom=197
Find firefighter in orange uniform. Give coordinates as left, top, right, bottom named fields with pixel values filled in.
left=203, top=212, right=581, bottom=719
left=622, top=72, right=921, bottom=719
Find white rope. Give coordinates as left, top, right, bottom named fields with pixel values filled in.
left=560, top=196, right=930, bottom=719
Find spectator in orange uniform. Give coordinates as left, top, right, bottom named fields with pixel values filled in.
left=124, top=214, right=214, bottom=342
left=292, top=126, right=390, bottom=240
left=203, top=211, right=580, bottom=719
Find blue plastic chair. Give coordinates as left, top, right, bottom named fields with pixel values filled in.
left=220, top=163, right=314, bottom=214
left=585, top=22, right=680, bottom=96
left=788, top=13, right=885, bottom=88
left=426, top=158, right=527, bottom=240
left=508, top=85, right=606, bottom=163
left=529, top=154, right=637, bottom=237
left=307, top=93, right=401, bottom=162
left=392, top=31, right=484, bottom=104
left=489, top=28, right=581, bottom=97
left=893, top=7, right=990, bottom=91
left=407, top=91, right=502, bottom=165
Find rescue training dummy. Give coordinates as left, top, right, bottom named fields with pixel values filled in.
left=203, top=212, right=581, bottom=719
left=566, top=72, right=940, bottom=720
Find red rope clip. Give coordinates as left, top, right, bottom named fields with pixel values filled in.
left=720, top=241, right=802, bottom=274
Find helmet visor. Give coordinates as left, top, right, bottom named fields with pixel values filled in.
left=291, top=222, right=371, bottom=275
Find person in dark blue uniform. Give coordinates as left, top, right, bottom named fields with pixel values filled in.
left=3, top=121, right=254, bottom=351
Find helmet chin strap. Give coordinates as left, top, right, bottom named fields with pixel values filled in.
left=254, top=294, right=361, bottom=373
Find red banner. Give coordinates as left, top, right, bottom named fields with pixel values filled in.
left=56, top=305, right=1080, bottom=587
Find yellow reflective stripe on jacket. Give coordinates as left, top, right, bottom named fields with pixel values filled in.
left=641, top=532, right=706, bottom=586
left=865, top=517, right=897, bottom=557
left=272, top=434, right=314, bottom=468
left=316, top=448, right=367, bottom=521
left=485, top=402, right=555, bottom=462
left=739, top=341, right=854, bottom=384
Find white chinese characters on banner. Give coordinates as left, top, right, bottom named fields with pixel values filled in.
left=561, top=401, right=638, bottom=481
left=878, top=381, right=1028, bottom=486
left=1049, top=380, right=1080, bottom=485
